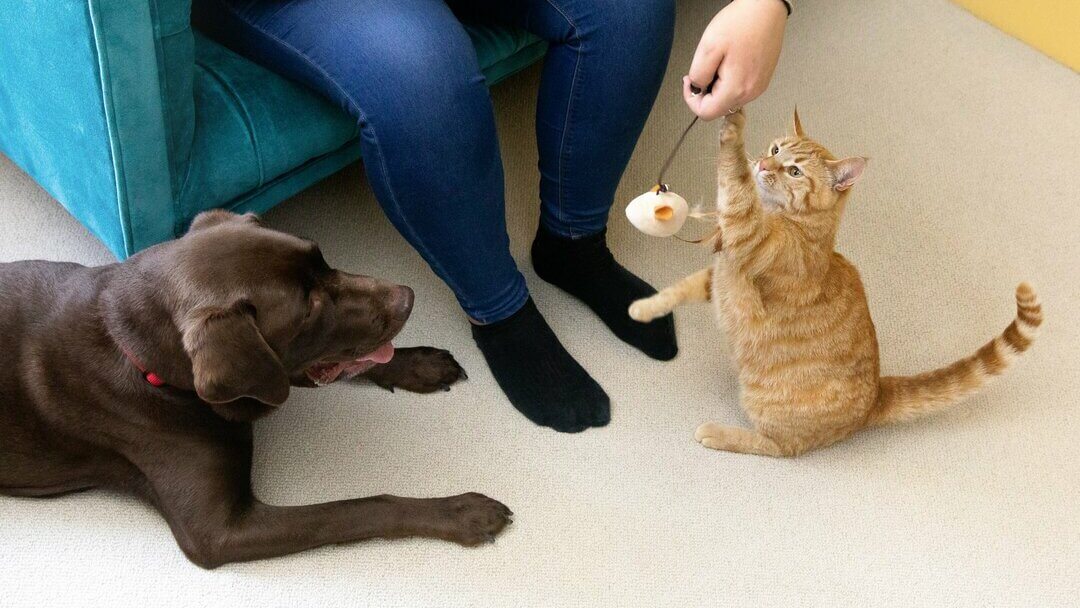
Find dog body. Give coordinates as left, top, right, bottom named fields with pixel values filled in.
left=0, top=211, right=510, bottom=568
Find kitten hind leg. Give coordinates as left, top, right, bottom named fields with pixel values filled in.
left=694, top=422, right=789, bottom=457
left=629, top=268, right=711, bottom=323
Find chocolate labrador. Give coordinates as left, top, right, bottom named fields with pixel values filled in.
left=0, top=210, right=511, bottom=568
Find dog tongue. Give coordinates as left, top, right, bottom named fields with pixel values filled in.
left=360, top=342, right=395, bottom=364
left=307, top=342, right=396, bottom=386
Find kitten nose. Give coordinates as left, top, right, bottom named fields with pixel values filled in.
left=758, top=160, right=770, bottom=173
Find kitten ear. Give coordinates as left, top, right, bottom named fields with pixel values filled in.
left=826, top=157, right=868, bottom=191
left=792, top=106, right=806, bottom=138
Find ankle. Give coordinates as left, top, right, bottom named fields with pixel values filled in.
left=530, top=225, right=679, bottom=361
left=533, top=224, right=606, bottom=250
left=532, top=225, right=614, bottom=276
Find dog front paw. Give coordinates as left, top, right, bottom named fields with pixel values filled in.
left=434, top=493, right=513, bottom=546
left=362, top=347, right=467, bottom=393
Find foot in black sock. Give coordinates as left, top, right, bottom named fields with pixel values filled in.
left=472, top=298, right=610, bottom=433
left=531, top=226, right=678, bottom=361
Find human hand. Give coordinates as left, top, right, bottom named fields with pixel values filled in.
left=684, top=0, right=788, bottom=120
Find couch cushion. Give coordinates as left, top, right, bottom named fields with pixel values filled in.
left=466, top=21, right=548, bottom=86
left=177, top=34, right=360, bottom=218
left=179, top=27, right=545, bottom=220
left=150, top=0, right=196, bottom=198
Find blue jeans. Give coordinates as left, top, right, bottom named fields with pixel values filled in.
left=193, top=0, right=675, bottom=323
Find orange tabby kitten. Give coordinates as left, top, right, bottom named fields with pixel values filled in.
left=629, top=109, right=1041, bottom=457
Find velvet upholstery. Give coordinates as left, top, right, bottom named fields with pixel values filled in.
left=0, top=0, right=546, bottom=258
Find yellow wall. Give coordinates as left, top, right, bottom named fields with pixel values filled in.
left=952, top=0, right=1080, bottom=71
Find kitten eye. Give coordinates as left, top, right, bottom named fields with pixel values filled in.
left=770, top=144, right=780, bottom=155
left=788, top=166, right=802, bottom=177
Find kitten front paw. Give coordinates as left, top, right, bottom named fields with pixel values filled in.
left=719, top=109, right=746, bottom=145
left=629, top=297, right=661, bottom=323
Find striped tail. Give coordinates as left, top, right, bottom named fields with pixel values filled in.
left=866, top=283, right=1042, bottom=427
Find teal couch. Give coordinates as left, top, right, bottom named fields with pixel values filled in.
left=0, top=1, right=546, bottom=259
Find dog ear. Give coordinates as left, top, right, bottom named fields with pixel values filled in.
left=181, top=300, right=290, bottom=405
left=187, top=210, right=262, bottom=234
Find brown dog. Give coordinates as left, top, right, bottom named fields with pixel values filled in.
left=0, top=210, right=511, bottom=568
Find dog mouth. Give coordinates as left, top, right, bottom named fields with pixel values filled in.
left=304, top=342, right=395, bottom=386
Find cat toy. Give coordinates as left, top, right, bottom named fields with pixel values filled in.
left=626, top=80, right=726, bottom=240
left=624, top=115, right=696, bottom=237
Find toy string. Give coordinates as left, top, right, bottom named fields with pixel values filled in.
left=673, top=212, right=722, bottom=249
left=656, top=114, right=699, bottom=189
left=653, top=115, right=716, bottom=246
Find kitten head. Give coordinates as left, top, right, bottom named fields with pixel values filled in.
left=751, top=109, right=867, bottom=215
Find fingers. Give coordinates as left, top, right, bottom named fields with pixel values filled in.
left=685, top=34, right=748, bottom=120
left=687, top=36, right=723, bottom=95
left=683, top=70, right=743, bottom=121
left=683, top=37, right=742, bottom=120
left=685, top=52, right=768, bottom=121
left=682, top=76, right=703, bottom=113
left=693, top=81, right=741, bottom=121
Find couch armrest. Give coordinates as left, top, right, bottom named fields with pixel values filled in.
left=0, top=0, right=194, bottom=258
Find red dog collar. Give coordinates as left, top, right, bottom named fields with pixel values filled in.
left=120, top=348, right=167, bottom=387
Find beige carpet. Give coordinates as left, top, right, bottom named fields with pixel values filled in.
left=2, top=0, right=1078, bottom=605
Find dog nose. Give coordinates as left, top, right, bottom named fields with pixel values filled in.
left=393, top=285, right=414, bottom=317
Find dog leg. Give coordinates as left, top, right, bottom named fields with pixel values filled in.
left=174, top=493, right=513, bottom=569
left=358, top=346, right=467, bottom=393
left=629, top=267, right=712, bottom=323
left=134, top=430, right=509, bottom=568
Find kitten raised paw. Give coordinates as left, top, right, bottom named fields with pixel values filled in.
left=719, top=108, right=745, bottom=144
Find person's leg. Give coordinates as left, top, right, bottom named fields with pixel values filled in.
left=193, top=0, right=524, bottom=323
left=192, top=0, right=609, bottom=432
left=454, top=0, right=679, bottom=360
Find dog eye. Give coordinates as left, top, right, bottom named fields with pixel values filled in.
left=771, top=144, right=780, bottom=155
left=787, top=166, right=802, bottom=177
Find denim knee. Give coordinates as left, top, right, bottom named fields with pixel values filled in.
left=582, top=0, right=676, bottom=56
left=350, top=31, right=498, bottom=201
left=350, top=33, right=488, bottom=122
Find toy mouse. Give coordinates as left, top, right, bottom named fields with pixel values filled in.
left=625, top=184, right=689, bottom=237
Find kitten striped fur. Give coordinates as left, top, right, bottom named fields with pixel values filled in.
left=868, top=283, right=1042, bottom=426
left=629, top=109, right=1041, bottom=457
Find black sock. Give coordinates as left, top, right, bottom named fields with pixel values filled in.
left=531, top=226, right=678, bottom=361
left=471, top=298, right=610, bottom=433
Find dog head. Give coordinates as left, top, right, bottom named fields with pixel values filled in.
left=123, top=210, right=413, bottom=409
